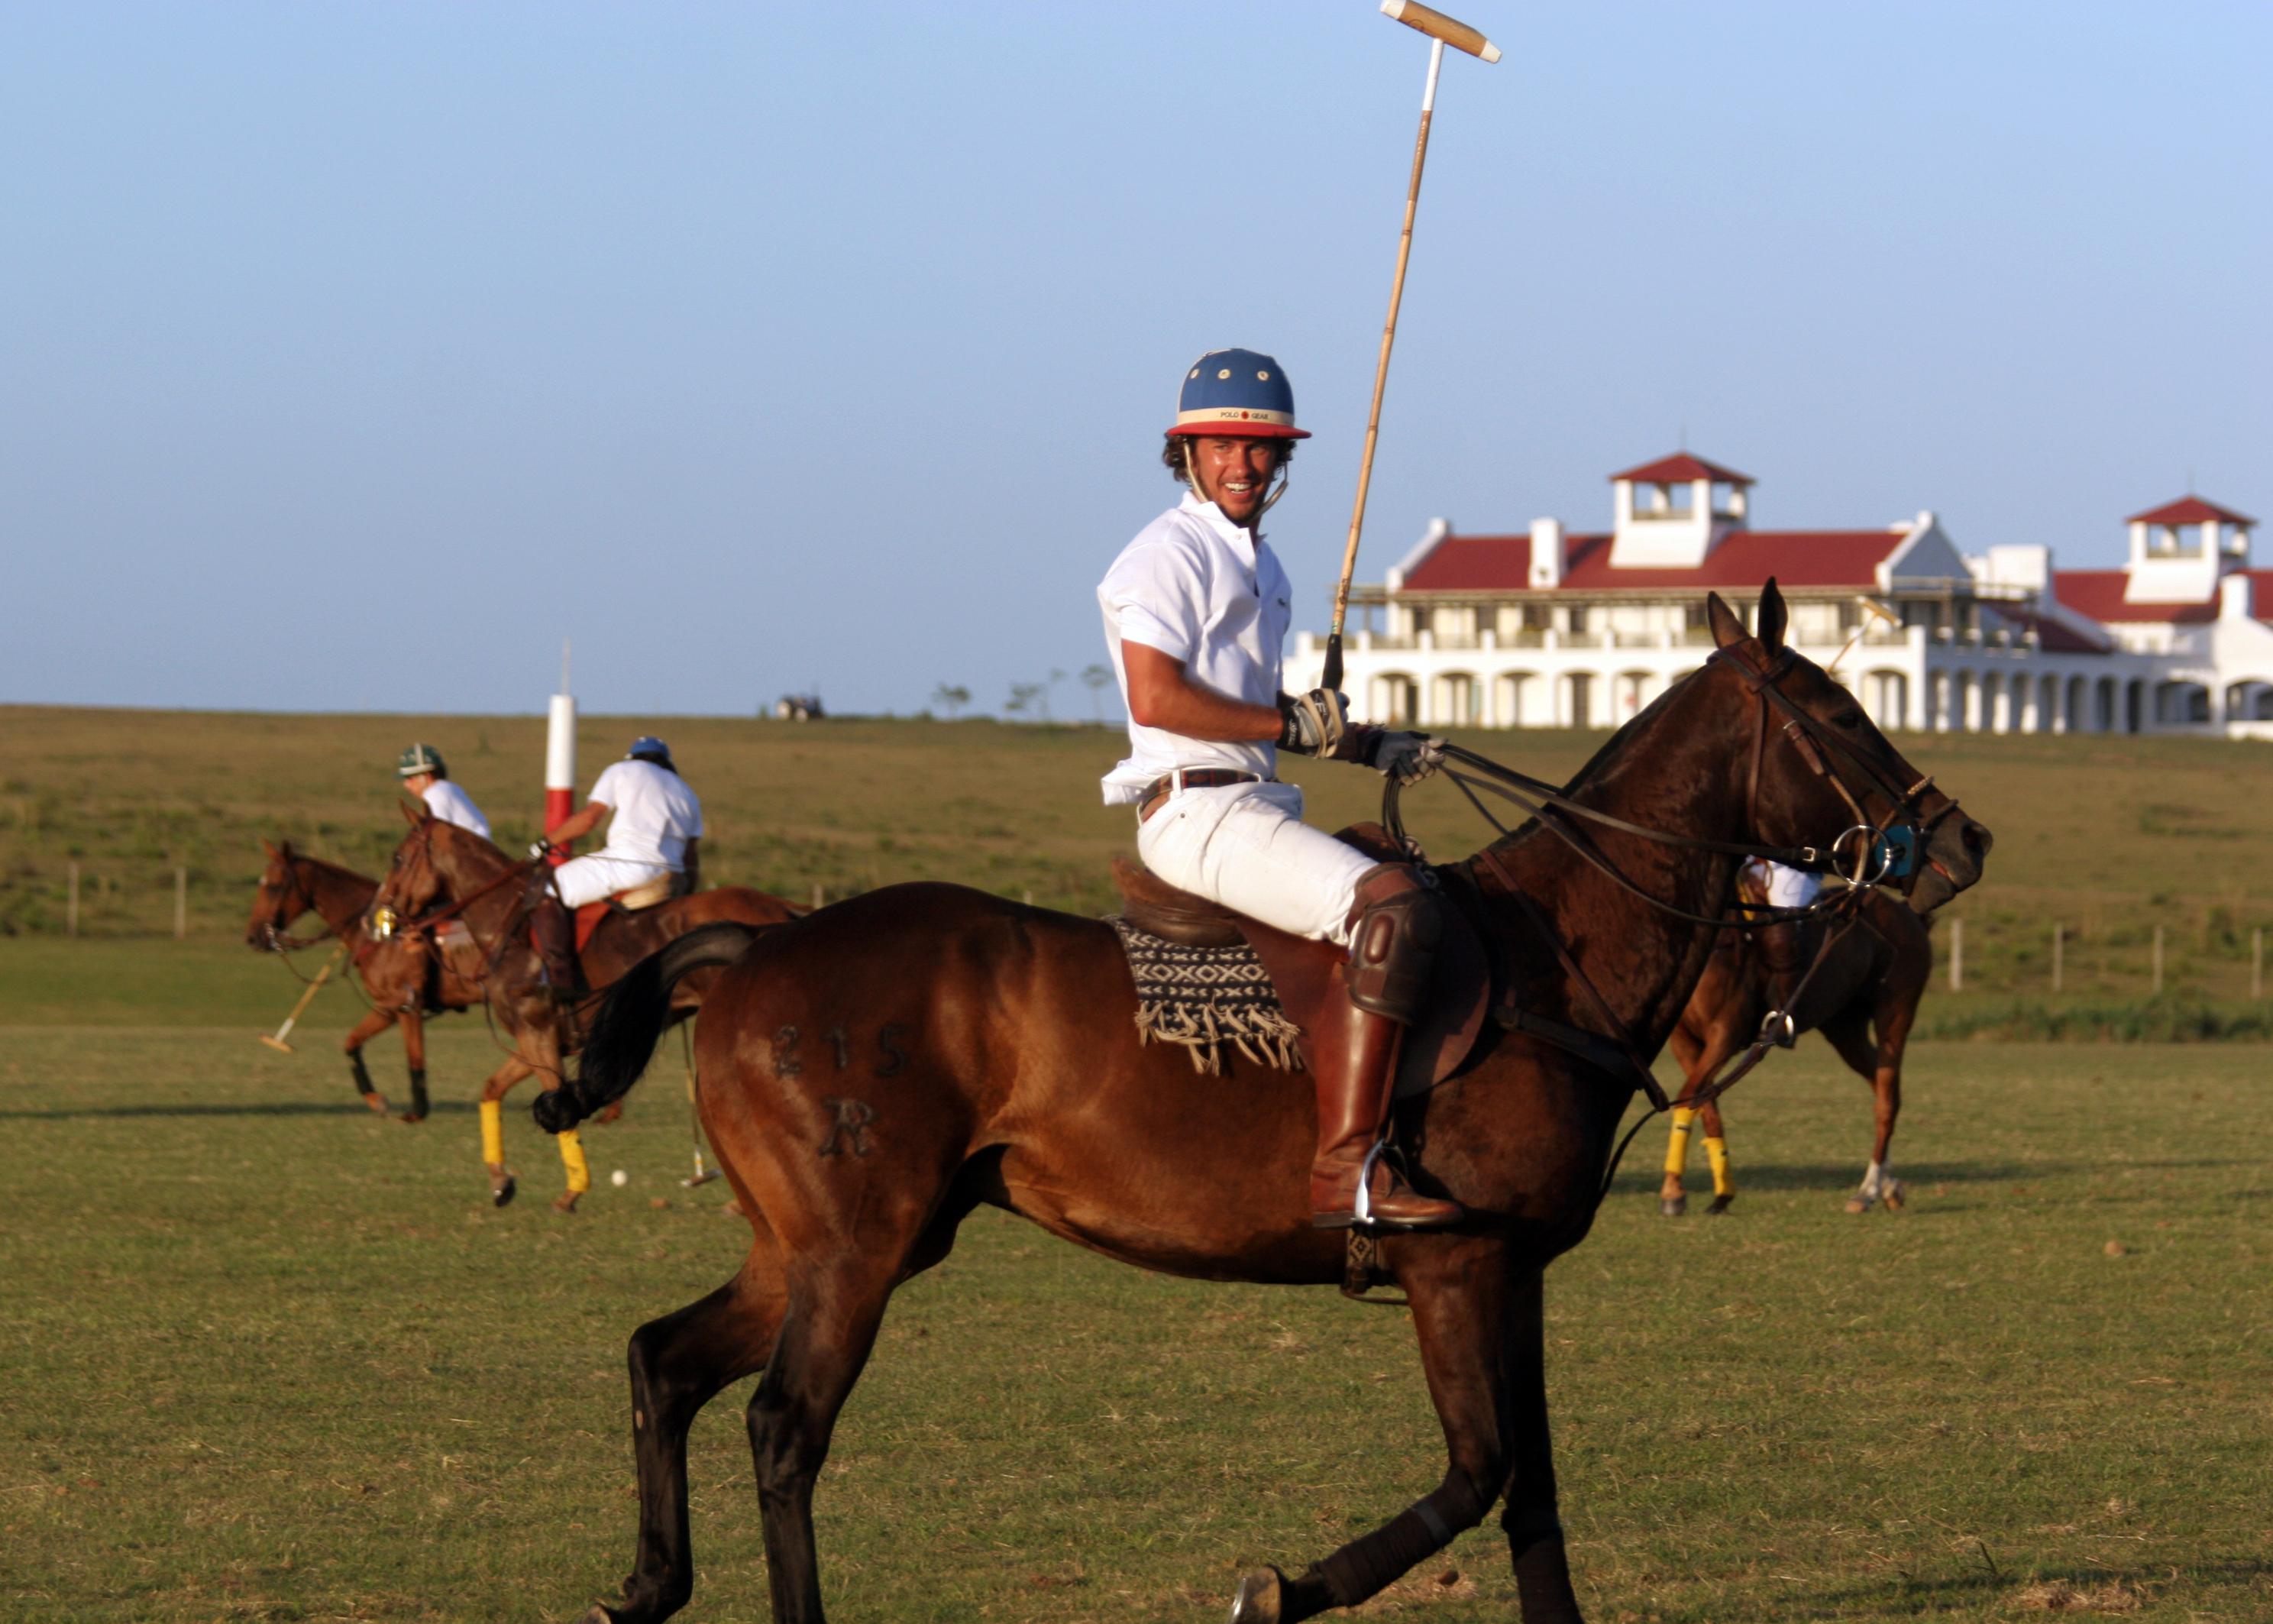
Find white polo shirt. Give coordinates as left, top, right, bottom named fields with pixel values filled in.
left=1097, top=492, right=1293, bottom=805
left=588, top=759, right=704, bottom=870
left=419, top=779, right=491, bottom=840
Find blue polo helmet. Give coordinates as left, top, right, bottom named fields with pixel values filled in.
left=1168, top=348, right=1311, bottom=440
left=626, top=736, right=673, bottom=766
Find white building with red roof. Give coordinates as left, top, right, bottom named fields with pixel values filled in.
left=1294, top=454, right=2273, bottom=738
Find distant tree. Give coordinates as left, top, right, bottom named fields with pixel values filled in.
left=1044, top=668, right=1066, bottom=722
left=1005, top=681, right=1045, bottom=720
left=931, top=683, right=970, bottom=720
left=1081, top=663, right=1115, bottom=723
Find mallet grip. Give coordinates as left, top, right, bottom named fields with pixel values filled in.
left=1381, top=0, right=1501, bottom=63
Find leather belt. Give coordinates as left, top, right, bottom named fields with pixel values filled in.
left=1137, top=768, right=1268, bottom=824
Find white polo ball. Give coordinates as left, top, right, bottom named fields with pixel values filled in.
left=611, top=1169, right=629, bottom=1188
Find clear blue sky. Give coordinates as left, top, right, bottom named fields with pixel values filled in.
left=5, top=2, right=2266, bottom=719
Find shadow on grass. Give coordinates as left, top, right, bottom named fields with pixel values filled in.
left=1608, top=1159, right=2048, bottom=1195
left=1808, top=1554, right=2272, bottom=1616
left=0, top=1099, right=480, bottom=1121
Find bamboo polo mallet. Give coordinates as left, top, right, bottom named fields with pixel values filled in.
left=1321, top=0, right=1501, bottom=695
left=259, top=940, right=348, bottom=1054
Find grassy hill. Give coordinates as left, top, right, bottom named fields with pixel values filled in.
left=3, top=705, right=2270, bottom=1023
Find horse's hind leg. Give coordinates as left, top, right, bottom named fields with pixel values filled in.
left=1822, top=1011, right=1901, bottom=1213
left=343, top=1008, right=396, bottom=1114
left=398, top=1009, right=431, bottom=1124
left=590, top=1245, right=788, bottom=1624
left=479, top=1056, right=534, bottom=1208
left=743, top=1250, right=904, bottom=1624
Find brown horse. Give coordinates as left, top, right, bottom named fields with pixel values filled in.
left=246, top=839, right=486, bottom=1121
left=370, top=811, right=804, bottom=1212
left=538, top=585, right=1992, bottom=1624
left=1658, top=870, right=1934, bottom=1217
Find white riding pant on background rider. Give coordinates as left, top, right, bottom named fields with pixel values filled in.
left=1136, top=779, right=1377, bottom=948
left=552, top=854, right=670, bottom=909
left=1746, top=859, right=1825, bottom=911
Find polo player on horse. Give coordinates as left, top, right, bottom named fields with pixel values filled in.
left=398, top=742, right=491, bottom=838
left=528, top=736, right=705, bottom=1001
left=1098, top=348, right=1462, bottom=1233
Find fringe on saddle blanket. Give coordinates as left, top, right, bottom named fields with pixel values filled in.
left=1107, top=916, right=1305, bottom=1075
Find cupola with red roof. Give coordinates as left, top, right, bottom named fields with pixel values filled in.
left=1606, top=451, right=1754, bottom=569
left=2121, top=491, right=2255, bottom=604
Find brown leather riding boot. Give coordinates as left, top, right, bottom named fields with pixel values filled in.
left=1308, top=865, right=1465, bottom=1232
left=1308, top=1003, right=1466, bottom=1231
left=529, top=898, right=583, bottom=1000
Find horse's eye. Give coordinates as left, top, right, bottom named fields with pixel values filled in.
left=1835, top=709, right=1864, bottom=729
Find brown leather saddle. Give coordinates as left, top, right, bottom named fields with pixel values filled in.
left=572, top=874, right=684, bottom=952
left=1110, top=823, right=1492, bottom=1098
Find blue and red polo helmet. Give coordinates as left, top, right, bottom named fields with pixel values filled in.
left=1168, top=348, right=1311, bottom=440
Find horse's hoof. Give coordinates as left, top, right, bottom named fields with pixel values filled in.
left=1882, top=1182, right=1906, bottom=1212
left=491, top=1174, right=517, bottom=1209
left=1229, top=1567, right=1286, bottom=1624
left=554, top=1191, right=582, bottom=1215
left=1706, top=1195, right=1734, bottom=1215
left=1659, top=1195, right=1686, bottom=1218
left=1845, top=1195, right=1871, bottom=1215
left=364, top=1093, right=390, bottom=1116
left=596, top=1100, right=626, bottom=1126
left=396, top=1108, right=427, bottom=1126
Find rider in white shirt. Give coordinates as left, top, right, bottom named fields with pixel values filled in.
left=528, top=737, right=704, bottom=997
left=397, top=743, right=490, bottom=839
left=1098, top=348, right=1461, bottom=1232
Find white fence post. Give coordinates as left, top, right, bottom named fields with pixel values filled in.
left=2052, top=923, right=2063, bottom=995
left=1948, top=917, right=1963, bottom=993
left=175, top=865, right=188, bottom=940
left=67, top=862, right=80, bottom=937
left=2151, top=925, right=2164, bottom=996
left=811, top=882, right=824, bottom=910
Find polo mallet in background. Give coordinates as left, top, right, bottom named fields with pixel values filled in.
left=678, top=1023, right=720, bottom=1188
left=258, top=940, right=348, bottom=1054
left=1321, top=0, right=1501, bottom=694
left=1827, top=595, right=1905, bottom=675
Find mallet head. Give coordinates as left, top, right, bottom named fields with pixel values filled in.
left=259, top=1034, right=295, bottom=1055
left=1380, top=0, right=1501, bottom=63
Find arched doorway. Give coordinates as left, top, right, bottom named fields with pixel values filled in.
left=1370, top=672, right=1418, bottom=727
left=1865, top=669, right=1908, bottom=729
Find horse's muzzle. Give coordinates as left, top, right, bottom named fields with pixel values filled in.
left=1908, top=812, right=1993, bottom=915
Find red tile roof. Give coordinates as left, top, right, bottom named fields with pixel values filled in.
left=2126, top=494, right=2256, bottom=527
left=1398, top=529, right=1905, bottom=594
left=1609, top=451, right=1755, bottom=486
left=2051, top=569, right=2216, bottom=625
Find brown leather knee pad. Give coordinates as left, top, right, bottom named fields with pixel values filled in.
left=1345, top=864, right=1446, bottom=1025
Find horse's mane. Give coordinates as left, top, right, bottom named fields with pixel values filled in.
left=280, top=843, right=375, bottom=887
left=428, top=819, right=514, bottom=882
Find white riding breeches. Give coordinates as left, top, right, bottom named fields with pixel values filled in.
left=1747, top=859, right=1824, bottom=911
left=1135, top=779, right=1379, bottom=947
left=553, top=853, right=671, bottom=909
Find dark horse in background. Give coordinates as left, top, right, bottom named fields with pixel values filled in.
left=1659, top=869, right=1934, bottom=1216
left=543, top=585, right=1991, bottom=1624
left=369, top=811, right=804, bottom=1211
left=246, top=838, right=485, bottom=1121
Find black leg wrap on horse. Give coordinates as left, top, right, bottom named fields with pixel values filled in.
left=406, top=1067, right=429, bottom=1117
left=348, top=1050, right=378, bottom=1098
left=1311, top=1474, right=1491, bottom=1609
left=1505, top=1513, right=1580, bottom=1624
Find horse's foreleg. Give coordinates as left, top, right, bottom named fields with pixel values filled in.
left=399, top=1009, right=430, bottom=1124
left=343, top=1008, right=396, bottom=1114
left=1822, top=1012, right=1900, bottom=1213
left=1699, top=1091, right=1735, bottom=1215
left=1233, top=1246, right=1510, bottom=1624
left=1500, top=1265, right=1585, bottom=1624
left=590, top=1249, right=787, bottom=1624
left=480, top=1056, right=534, bottom=1208
left=1658, top=1026, right=1703, bottom=1217
left=519, top=1025, right=590, bottom=1215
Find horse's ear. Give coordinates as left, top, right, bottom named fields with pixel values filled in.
left=261, top=837, right=279, bottom=859
left=1706, top=592, right=1748, bottom=649
left=399, top=800, right=424, bottom=827
left=1756, top=578, right=1788, bottom=653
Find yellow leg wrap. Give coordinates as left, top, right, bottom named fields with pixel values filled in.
left=557, top=1127, right=591, bottom=1194
left=1706, top=1135, right=1734, bottom=1199
left=1663, top=1108, right=1697, bottom=1177
left=480, top=1098, right=505, bottom=1166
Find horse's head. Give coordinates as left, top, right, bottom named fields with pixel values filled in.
left=370, top=804, right=447, bottom=939
left=1707, top=581, right=1992, bottom=915
left=246, top=838, right=308, bottom=949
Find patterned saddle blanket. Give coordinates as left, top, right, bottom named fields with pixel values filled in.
left=1107, top=916, right=1305, bottom=1075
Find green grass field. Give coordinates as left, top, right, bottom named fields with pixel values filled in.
left=2, top=1029, right=2266, bottom=1622
left=6, top=706, right=2273, bottom=1026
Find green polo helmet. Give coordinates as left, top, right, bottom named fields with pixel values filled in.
left=397, top=742, right=446, bottom=780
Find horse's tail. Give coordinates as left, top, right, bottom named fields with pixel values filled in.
left=532, top=921, right=765, bottom=1134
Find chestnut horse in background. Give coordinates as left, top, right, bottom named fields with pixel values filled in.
left=370, top=811, right=804, bottom=1212
left=539, top=585, right=1993, bottom=1624
left=245, top=838, right=485, bottom=1121
left=1658, top=869, right=1934, bottom=1217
